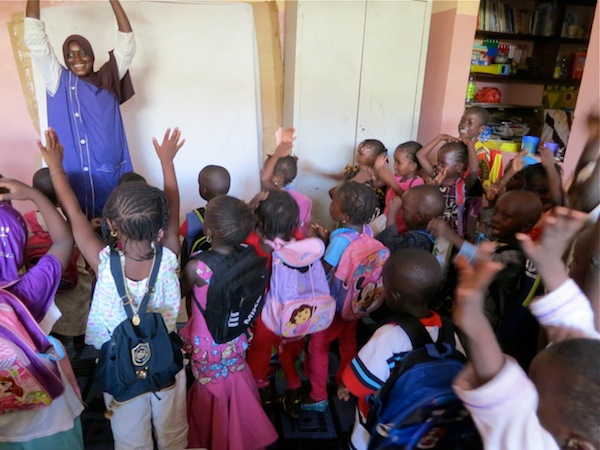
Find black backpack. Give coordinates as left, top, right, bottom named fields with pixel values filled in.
left=367, top=314, right=482, bottom=450
left=96, top=246, right=183, bottom=403
left=192, top=245, right=268, bottom=344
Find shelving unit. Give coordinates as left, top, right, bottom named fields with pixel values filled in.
left=470, top=0, right=597, bottom=159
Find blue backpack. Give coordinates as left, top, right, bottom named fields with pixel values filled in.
left=95, top=246, right=184, bottom=403
left=367, top=314, right=482, bottom=450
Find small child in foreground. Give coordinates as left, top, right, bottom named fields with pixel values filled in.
left=376, top=184, right=444, bottom=253
left=339, top=249, right=463, bottom=450
left=452, top=208, right=599, bottom=450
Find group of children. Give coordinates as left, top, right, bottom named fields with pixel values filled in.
left=0, top=106, right=598, bottom=450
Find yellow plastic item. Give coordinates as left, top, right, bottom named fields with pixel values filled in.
left=483, top=140, right=520, bottom=152
left=470, top=64, right=511, bottom=75
left=489, top=152, right=503, bottom=184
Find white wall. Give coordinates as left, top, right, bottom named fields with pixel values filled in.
left=34, top=1, right=262, bottom=220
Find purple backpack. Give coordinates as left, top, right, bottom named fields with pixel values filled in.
left=0, top=283, right=65, bottom=413
left=261, top=238, right=336, bottom=338
left=330, top=226, right=390, bottom=321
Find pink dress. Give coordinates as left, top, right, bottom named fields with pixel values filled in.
left=180, top=260, right=278, bottom=450
left=383, top=175, right=424, bottom=233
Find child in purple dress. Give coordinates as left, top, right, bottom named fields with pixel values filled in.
left=180, top=195, right=278, bottom=450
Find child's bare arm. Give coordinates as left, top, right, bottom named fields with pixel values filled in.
left=417, top=134, right=457, bottom=178
left=516, top=207, right=589, bottom=292
left=453, top=242, right=505, bottom=386
left=0, top=178, right=73, bottom=271
left=539, top=147, right=564, bottom=207
left=39, top=128, right=103, bottom=274
left=25, top=0, right=40, bottom=19
left=428, top=218, right=464, bottom=250
left=375, top=155, right=405, bottom=197
left=152, top=128, right=185, bottom=256
left=386, top=197, right=402, bottom=227
left=462, top=138, right=480, bottom=190
left=260, top=127, right=295, bottom=189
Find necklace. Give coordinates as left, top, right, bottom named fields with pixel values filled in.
left=117, top=248, right=158, bottom=327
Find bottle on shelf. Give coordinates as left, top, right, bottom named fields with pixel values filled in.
left=466, top=76, right=476, bottom=103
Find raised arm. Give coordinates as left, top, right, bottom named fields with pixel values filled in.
left=417, top=134, right=457, bottom=178
left=25, top=0, right=40, bottom=19
left=153, top=128, right=185, bottom=256
left=39, top=129, right=104, bottom=273
left=463, top=138, right=480, bottom=190
left=453, top=242, right=505, bottom=385
left=539, top=147, right=564, bottom=207
left=0, top=178, right=73, bottom=271
left=260, top=127, right=295, bottom=189
left=109, top=0, right=132, bottom=33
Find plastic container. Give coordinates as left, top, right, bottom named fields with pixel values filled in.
left=543, top=142, right=560, bottom=155
left=521, top=135, right=540, bottom=155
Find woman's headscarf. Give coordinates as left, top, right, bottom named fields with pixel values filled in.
left=62, top=34, right=135, bottom=105
left=0, top=202, right=27, bottom=284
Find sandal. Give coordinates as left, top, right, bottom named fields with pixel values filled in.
left=300, top=398, right=329, bottom=413
left=278, top=393, right=302, bottom=419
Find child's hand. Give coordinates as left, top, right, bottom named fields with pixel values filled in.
left=37, top=128, right=64, bottom=172
left=311, top=223, right=330, bottom=243
left=352, top=168, right=375, bottom=184
left=152, top=127, right=185, bottom=163
left=516, top=207, right=589, bottom=289
left=453, top=241, right=504, bottom=326
left=337, top=382, right=350, bottom=402
left=0, top=178, right=35, bottom=202
left=427, top=218, right=453, bottom=240
left=427, top=167, right=448, bottom=185
left=538, top=146, right=555, bottom=168
left=485, top=183, right=501, bottom=203
left=438, top=134, right=459, bottom=143
left=280, top=127, right=296, bottom=145
left=511, top=150, right=528, bottom=173
left=373, top=152, right=388, bottom=173
left=248, top=190, right=269, bottom=211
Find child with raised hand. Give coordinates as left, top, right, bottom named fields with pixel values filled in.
left=25, top=168, right=93, bottom=351
left=0, top=178, right=84, bottom=448
left=376, top=185, right=445, bottom=253
left=261, top=128, right=312, bottom=236
left=452, top=211, right=599, bottom=449
left=244, top=189, right=305, bottom=417
left=40, top=127, right=188, bottom=449
left=429, top=190, right=542, bottom=340
left=374, top=141, right=424, bottom=234
left=180, top=164, right=231, bottom=271
left=417, top=138, right=482, bottom=240
left=339, top=248, right=463, bottom=450
left=302, top=181, right=379, bottom=412
left=180, top=195, right=278, bottom=450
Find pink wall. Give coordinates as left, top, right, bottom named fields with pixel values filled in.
left=417, top=7, right=477, bottom=146
left=1, top=2, right=40, bottom=211
left=563, top=5, right=599, bottom=179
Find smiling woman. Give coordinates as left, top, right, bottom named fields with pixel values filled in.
left=24, top=0, right=136, bottom=219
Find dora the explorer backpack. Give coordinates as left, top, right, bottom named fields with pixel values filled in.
left=261, top=238, right=336, bottom=339
left=0, top=282, right=65, bottom=413
left=24, top=210, right=79, bottom=291
left=367, top=314, right=481, bottom=450
left=193, top=245, right=268, bottom=344
left=95, top=246, right=184, bottom=403
left=330, top=226, right=390, bottom=320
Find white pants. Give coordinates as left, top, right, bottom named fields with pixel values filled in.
left=103, top=369, right=188, bottom=450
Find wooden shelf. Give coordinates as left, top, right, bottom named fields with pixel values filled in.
left=466, top=102, right=544, bottom=109
left=475, top=30, right=590, bottom=46
left=470, top=73, right=582, bottom=86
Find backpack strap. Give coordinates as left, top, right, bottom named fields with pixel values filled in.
left=393, top=313, right=434, bottom=349
left=415, top=230, right=435, bottom=244
left=190, top=249, right=230, bottom=316
left=110, top=246, right=163, bottom=321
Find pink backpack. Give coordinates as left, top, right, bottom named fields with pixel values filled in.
left=330, top=226, right=390, bottom=321
left=0, top=283, right=65, bottom=413
left=261, top=238, right=336, bottom=338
